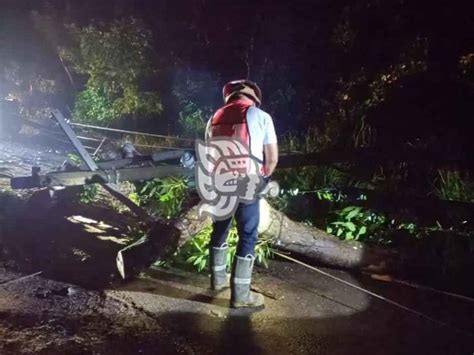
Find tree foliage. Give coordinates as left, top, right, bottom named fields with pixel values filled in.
left=172, top=71, right=220, bottom=138
left=62, top=17, right=162, bottom=123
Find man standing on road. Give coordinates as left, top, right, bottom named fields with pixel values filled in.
left=205, top=80, right=278, bottom=309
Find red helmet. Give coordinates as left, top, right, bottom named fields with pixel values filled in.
left=222, top=80, right=262, bottom=106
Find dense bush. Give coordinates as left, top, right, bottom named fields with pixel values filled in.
left=61, top=18, right=163, bottom=123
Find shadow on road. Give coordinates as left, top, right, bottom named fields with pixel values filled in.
left=0, top=189, right=133, bottom=288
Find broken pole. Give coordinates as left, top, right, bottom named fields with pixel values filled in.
left=51, top=110, right=154, bottom=222
left=11, top=166, right=190, bottom=189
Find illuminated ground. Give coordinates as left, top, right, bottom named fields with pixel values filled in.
left=0, top=139, right=473, bottom=354
left=0, top=260, right=473, bottom=354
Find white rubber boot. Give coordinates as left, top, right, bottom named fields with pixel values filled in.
left=210, top=244, right=229, bottom=291
left=231, top=255, right=264, bottom=309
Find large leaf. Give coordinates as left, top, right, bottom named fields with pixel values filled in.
left=345, top=207, right=362, bottom=220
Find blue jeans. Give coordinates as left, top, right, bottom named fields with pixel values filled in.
left=210, top=200, right=260, bottom=257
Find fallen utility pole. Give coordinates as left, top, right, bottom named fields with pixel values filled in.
left=10, top=149, right=189, bottom=189
left=11, top=111, right=188, bottom=191
left=14, top=111, right=191, bottom=222
left=95, top=150, right=185, bottom=170
left=11, top=165, right=190, bottom=189
left=50, top=110, right=155, bottom=222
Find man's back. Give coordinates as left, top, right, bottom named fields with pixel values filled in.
left=206, top=97, right=277, bottom=165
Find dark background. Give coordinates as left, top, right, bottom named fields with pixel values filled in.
left=0, top=0, right=473, bottom=162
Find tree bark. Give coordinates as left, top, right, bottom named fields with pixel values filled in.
left=257, top=199, right=397, bottom=269
left=117, top=198, right=398, bottom=279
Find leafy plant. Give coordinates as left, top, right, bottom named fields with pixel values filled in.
left=326, top=204, right=460, bottom=244
left=179, top=224, right=212, bottom=272
left=128, top=192, right=141, bottom=206
left=396, top=222, right=419, bottom=235
left=327, top=206, right=387, bottom=242
left=137, top=176, right=189, bottom=219
left=79, top=183, right=99, bottom=204
left=177, top=101, right=211, bottom=138
left=175, top=223, right=273, bottom=272
left=66, top=153, right=82, bottom=166
left=315, top=188, right=365, bottom=203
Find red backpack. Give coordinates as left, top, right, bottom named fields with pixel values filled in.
left=208, top=97, right=254, bottom=147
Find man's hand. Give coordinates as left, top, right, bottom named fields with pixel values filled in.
left=263, top=143, right=278, bottom=177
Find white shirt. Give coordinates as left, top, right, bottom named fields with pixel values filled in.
left=205, top=105, right=277, bottom=162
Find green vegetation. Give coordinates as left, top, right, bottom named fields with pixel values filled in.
left=269, top=145, right=474, bottom=245
left=62, top=17, right=162, bottom=123
left=64, top=154, right=100, bottom=204
left=177, top=101, right=210, bottom=138
left=79, top=184, right=99, bottom=204
left=325, top=204, right=454, bottom=244
left=274, top=166, right=348, bottom=194
left=327, top=206, right=378, bottom=242
left=66, top=153, right=83, bottom=167
left=434, top=169, right=474, bottom=202
left=175, top=223, right=273, bottom=273
left=136, top=177, right=189, bottom=219
left=173, top=72, right=220, bottom=138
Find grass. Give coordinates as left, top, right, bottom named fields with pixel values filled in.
left=434, top=169, right=474, bottom=202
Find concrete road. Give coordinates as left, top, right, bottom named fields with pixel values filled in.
left=110, top=260, right=474, bottom=354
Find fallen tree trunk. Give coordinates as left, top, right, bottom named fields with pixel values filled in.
left=257, top=199, right=397, bottom=269
left=117, top=198, right=399, bottom=279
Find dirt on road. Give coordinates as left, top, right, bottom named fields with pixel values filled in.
left=0, top=257, right=473, bottom=354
